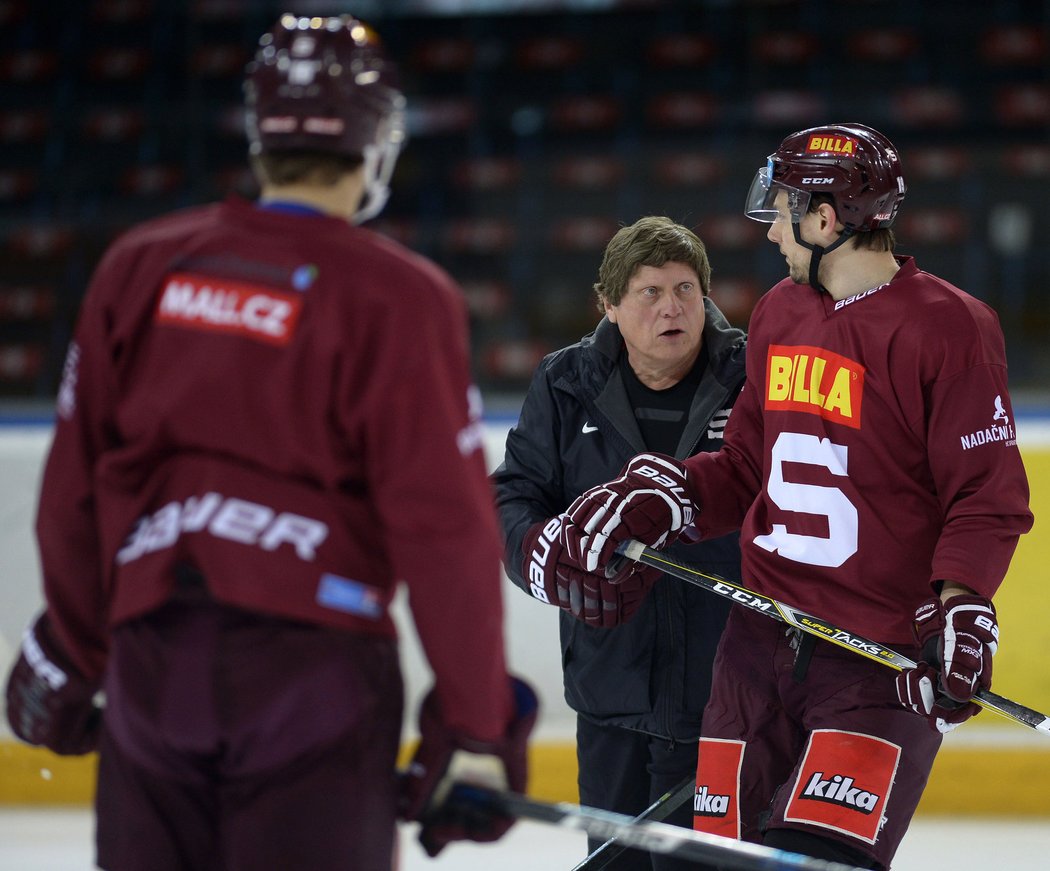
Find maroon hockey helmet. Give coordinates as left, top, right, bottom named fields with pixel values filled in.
left=744, top=123, right=906, bottom=232
left=244, top=14, right=406, bottom=222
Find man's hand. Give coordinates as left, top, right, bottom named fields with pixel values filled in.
left=522, top=517, right=661, bottom=627
left=398, top=677, right=538, bottom=857
left=560, top=453, right=696, bottom=573
left=555, top=562, right=662, bottom=628
left=895, top=594, right=998, bottom=733
left=4, top=612, right=102, bottom=755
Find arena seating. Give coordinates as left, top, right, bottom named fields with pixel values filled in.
left=0, top=0, right=1046, bottom=396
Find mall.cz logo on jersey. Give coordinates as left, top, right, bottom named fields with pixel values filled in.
left=765, top=345, right=865, bottom=429
left=155, top=272, right=304, bottom=346
left=799, top=772, right=880, bottom=814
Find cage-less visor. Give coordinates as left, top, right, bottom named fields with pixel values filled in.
left=744, top=162, right=812, bottom=224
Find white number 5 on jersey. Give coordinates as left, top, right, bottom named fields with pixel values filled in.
left=753, top=431, right=858, bottom=568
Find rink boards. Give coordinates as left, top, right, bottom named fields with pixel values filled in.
left=2, top=419, right=1050, bottom=814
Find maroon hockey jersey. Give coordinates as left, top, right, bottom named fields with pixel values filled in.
left=686, top=257, right=1033, bottom=644
left=36, top=197, right=511, bottom=740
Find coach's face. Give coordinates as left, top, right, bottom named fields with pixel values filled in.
left=605, top=261, right=706, bottom=390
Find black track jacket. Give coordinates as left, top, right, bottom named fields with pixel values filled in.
left=494, top=298, right=747, bottom=741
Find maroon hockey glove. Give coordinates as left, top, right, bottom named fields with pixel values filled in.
left=4, top=612, right=102, bottom=755
left=399, top=676, right=538, bottom=857
left=521, top=516, right=574, bottom=610
left=895, top=594, right=998, bottom=733
left=555, top=562, right=663, bottom=628
left=523, top=517, right=661, bottom=627
left=561, top=453, right=696, bottom=574
left=896, top=662, right=978, bottom=734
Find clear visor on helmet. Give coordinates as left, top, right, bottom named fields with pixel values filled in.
left=744, top=163, right=812, bottom=224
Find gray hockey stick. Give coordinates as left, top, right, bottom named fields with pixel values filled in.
left=614, top=539, right=1050, bottom=736
left=449, top=783, right=867, bottom=871
left=570, top=776, right=694, bottom=871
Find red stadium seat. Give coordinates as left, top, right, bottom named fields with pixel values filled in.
left=370, top=218, right=422, bottom=248
left=212, top=164, right=257, bottom=198
left=413, top=37, right=476, bottom=73
left=890, top=87, right=965, bottom=127
left=91, top=0, right=152, bottom=22
left=0, top=285, right=57, bottom=322
left=548, top=95, right=623, bottom=133
left=190, top=44, right=249, bottom=78
left=0, top=110, right=50, bottom=143
left=0, top=343, right=46, bottom=383
left=0, top=49, right=58, bottom=83
left=461, top=279, right=512, bottom=320
left=407, top=97, right=477, bottom=136
left=902, top=147, right=972, bottom=180
left=482, top=339, right=553, bottom=381
left=87, top=47, right=150, bottom=81
left=549, top=216, right=621, bottom=252
left=995, top=85, right=1050, bottom=125
left=651, top=152, right=726, bottom=187
left=550, top=155, right=626, bottom=189
left=0, top=169, right=37, bottom=202
left=752, top=90, right=828, bottom=126
left=697, top=215, right=764, bottom=250
left=442, top=218, right=516, bottom=254
left=81, top=107, right=146, bottom=141
left=5, top=225, right=76, bottom=259
left=1001, top=145, right=1050, bottom=177
left=191, top=0, right=250, bottom=19
left=709, top=277, right=760, bottom=325
left=647, top=92, right=719, bottom=129
left=452, top=157, right=523, bottom=192
left=119, top=164, right=185, bottom=196
left=846, top=28, right=920, bottom=62
left=646, top=34, right=717, bottom=68
left=515, top=36, right=585, bottom=71
left=752, top=32, right=820, bottom=64
left=0, top=0, right=28, bottom=26
left=896, top=209, right=968, bottom=245
left=980, top=26, right=1047, bottom=66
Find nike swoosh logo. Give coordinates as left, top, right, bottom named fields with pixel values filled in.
left=582, top=422, right=598, bottom=434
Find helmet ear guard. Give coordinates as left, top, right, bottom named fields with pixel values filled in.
left=244, top=14, right=407, bottom=223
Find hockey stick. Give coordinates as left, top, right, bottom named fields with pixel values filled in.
left=570, top=776, right=694, bottom=871
left=450, top=783, right=867, bottom=871
left=614, top=539, right=1050, bottom=736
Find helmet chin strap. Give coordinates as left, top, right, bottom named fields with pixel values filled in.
left=791, top=223, right=854, bottom=294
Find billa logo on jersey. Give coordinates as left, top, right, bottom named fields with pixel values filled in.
left=155, top=272, right=304, bottom=347
left=765, top=345, right=865, bottom=429
left=806, top=135, right=858, bottom=155
left=785, top=729, right=899, bottom=845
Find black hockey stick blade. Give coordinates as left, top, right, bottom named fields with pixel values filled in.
left=569, top=776, right=694, bottom=871
left=616, top=539, right=1050, bottom=736
left=450, top=783, right=868, bottom=871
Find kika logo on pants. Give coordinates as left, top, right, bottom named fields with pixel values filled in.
left=693, top=785, right=730, bottom=816
left=800, top=772, right=880, bottom=814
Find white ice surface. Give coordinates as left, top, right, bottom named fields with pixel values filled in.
left=2, top=808, right=1049, bottom=870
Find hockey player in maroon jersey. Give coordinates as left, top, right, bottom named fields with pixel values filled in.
left=552, top=123, right=1033, bottom=869
left=4, top=14, right=534, bottom=871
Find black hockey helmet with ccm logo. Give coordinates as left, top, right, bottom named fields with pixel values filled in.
left=744, top=123, right=907, bottom=291
left=244, top=14, right=406, bottom=223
